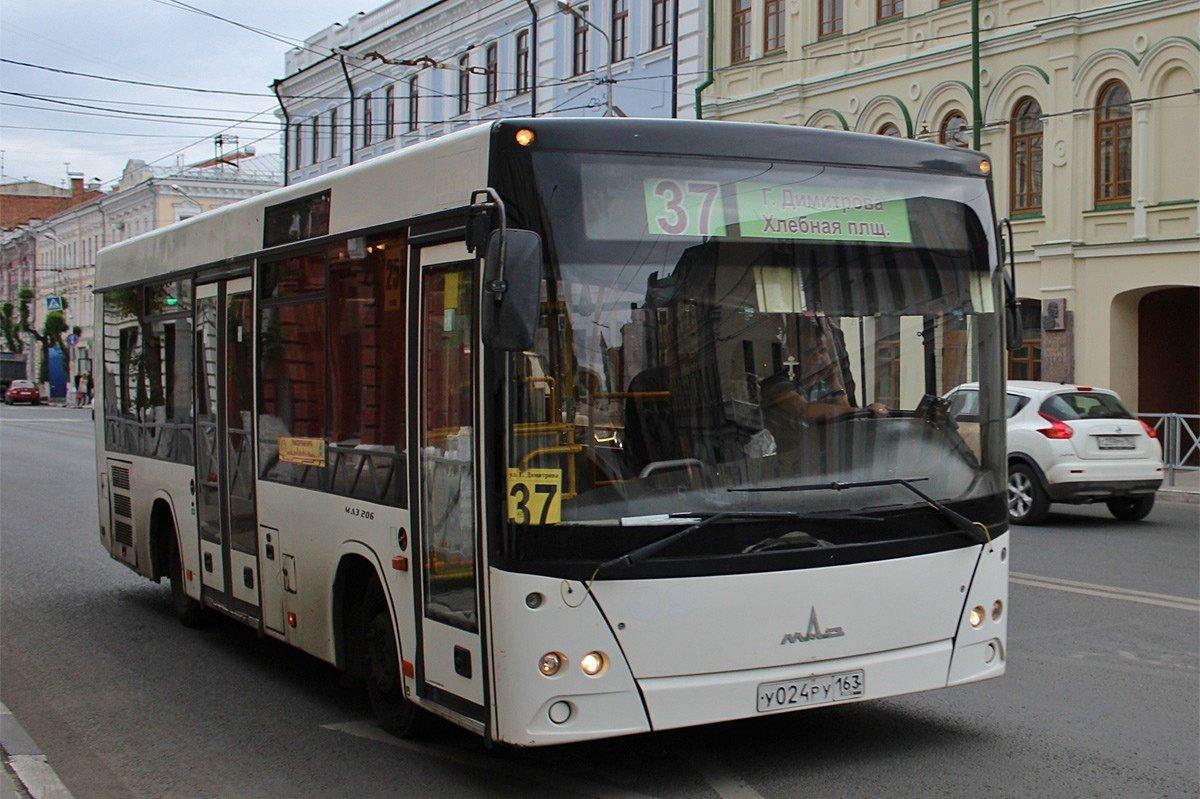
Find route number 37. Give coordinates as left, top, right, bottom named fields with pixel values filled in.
left=506, top=468, right=563, bottom=525
left=643, top=179, right=727, bottom=237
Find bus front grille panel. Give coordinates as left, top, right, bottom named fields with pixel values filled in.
left=110, top=466, right=131, bottom=491
left=113, top=519, right=134, bottom=546
left=112, top=493, right=132, bottom=519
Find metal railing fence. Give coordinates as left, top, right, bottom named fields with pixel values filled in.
left=1137, top=413, right=1199, bottom=487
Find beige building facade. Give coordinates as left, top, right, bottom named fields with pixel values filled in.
left=702, top=0, right=1199, bottom=415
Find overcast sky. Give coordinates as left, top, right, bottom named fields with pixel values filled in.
left=0, top=1, right=361, bottom=188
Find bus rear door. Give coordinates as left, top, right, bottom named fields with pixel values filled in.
left=194, top=275, right=262, bottom=624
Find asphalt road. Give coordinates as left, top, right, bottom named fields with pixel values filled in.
left=2, top=402, right=1198, bottom=799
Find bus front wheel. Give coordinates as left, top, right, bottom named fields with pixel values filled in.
left=361, top=584, right=433, bottom=738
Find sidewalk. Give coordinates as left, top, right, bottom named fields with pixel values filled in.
left=0, top=704, right=71, bottom=799
left=1158, top=469, right=1199, bottom=504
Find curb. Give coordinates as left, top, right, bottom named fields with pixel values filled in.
left=0, top=704, right=72, bottom=799
left=1157, top=489, right=1199, bottom=505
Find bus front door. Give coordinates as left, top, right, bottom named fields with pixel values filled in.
left=194, top=276, right=261, bottom=623
left=411, top=240, right=487, bottom=724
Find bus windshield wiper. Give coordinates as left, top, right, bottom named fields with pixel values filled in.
left=727, top=477, right=991, bottom=546
left=593, top=510, right=874, bottom=576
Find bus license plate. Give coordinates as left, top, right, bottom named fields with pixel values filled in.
left=756, top=670, right=865, bottom=713
left=1098, top=435, right=1136, bottom=450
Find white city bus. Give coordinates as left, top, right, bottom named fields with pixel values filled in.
left=93, top=118, right=1012, bottom=746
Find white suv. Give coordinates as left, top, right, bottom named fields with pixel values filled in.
left=946, top=381, right=1163, bottom=525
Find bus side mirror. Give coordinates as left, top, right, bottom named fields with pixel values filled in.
left=485, top=228, right=543, bottom=351
left=998, top=218, right=1022, bottom=352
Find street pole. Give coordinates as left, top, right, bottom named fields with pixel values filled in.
left=557, top=1, right=618, bottom=117
left=971, top=0, right=982, bottom=150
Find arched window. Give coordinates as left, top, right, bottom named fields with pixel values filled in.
left=1010, top=97, right=1043, bottom=213
left=1095, top=80, right=1131, bottom=203
left=939, top=111, right=970, bottom=148
left=877, top=122, right=901, bottom=137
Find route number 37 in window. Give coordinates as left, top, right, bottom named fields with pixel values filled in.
left=506, top=468, right=563, bottom=525
left=642, top=179, right=727, bottom=237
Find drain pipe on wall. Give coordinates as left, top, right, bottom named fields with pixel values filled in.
left=693, top=0, right=714, bottom=119
left=272, top=79, right=291, bottom=185
left=524, top=0, right=538, bottom=115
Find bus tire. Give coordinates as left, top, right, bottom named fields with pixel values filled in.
left=361, top=581, right=432, bottom=738
left=167, top=531, right=207, bottom=628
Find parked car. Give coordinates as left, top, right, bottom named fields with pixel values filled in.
left=4, top=379, right=41, bottom=406
left=946, top=381, right=1163, bottom=524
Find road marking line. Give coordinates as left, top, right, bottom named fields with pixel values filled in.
left=1011, top=577, right=1200, bottom=612
left=680, top=753, right=766, bottom=799
left=1011, top=572, right=1200, bottom=605
left=321, top=720, right=654, bottom=799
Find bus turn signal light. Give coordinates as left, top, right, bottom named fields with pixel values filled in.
left=515, top=128, right=535, bottom=146
left=968, top=606, right=985, bottom=628
left=979, top=160, right=991, bottom=175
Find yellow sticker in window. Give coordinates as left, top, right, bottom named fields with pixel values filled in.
left=278, top=436, right=326, bottom=467
left=506, top=468, right=562, bottom=525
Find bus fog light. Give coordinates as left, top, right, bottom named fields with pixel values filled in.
left=991, top=599, right=1003, bottom=621
left=580, top=651, right=606, bottom=676
left=548, top=701, right=572, bottom=724
left=539, top=652, right=564, bottom=676
left=968, top=606, right=985, bottom=628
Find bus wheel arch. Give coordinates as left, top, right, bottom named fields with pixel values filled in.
left=149, top=494, right=205, bottom=627
left=149, top=496, right=178, bottom=583
left=332, top=551, right=388, bottom=678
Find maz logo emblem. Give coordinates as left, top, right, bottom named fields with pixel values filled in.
left=780, top=607, right=845, bottom=645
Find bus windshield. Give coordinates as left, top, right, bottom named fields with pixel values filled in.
left=499, top=151, right=1006, bottom=572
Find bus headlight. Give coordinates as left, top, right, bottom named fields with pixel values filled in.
left=580, top=651, right=607, bottom=676
left=539, top=652, right=564, bottom=676
left=968, top=606, right=985, bottom=628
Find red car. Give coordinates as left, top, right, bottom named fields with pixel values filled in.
left=4, top=380, right=40, bottom=405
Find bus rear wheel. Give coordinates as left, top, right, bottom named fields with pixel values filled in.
left=167, top=532, right=206, bottom=628
left=361, top=583, right=433, bottom=738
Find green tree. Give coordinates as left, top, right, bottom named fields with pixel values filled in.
left=0, top=298, right=24, bottom=353
left=20, top=291, right=70, bottom=386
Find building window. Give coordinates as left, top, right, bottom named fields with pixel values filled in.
left=1095, top=80, right=1131, bottom=204
left=486, top=43, right=499, bottom=104
left=310, top=116, right=320, bottom=163
left=764, top=0, right=784, bottom=53
left=819, top=0, right=842, bottom=37
left=408, top=77, right=419, bottom=131
left=458, top=55, right=471, bottom=116
left=651, top=0, right=671, bottom=49
left=330, top=108, right=339, bottom=157
left=877, top=0, right=902, bottom=21
left=515, top=30, right=530, bottom=94
left=939, top=111, right=970, bottom=148
left=572, top=7, right=589, bottom=75
left=1010, top=97, right=1043, bottom=213
left=877, top=122, right=901, bottom=137
left=1007, top=300, right=1042, bottom=380
left=361, top=92, right=373, bottom=148
left=292, top=123, right=302, bottom=170
left=731, top=0, right=751, bottom=63
left=611, top=0, right=628, bottom=62
left=385, top=84, right=395, bottom=139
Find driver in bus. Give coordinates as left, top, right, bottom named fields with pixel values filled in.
left=761, top=312, right=889, bottom=426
